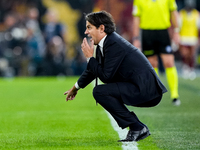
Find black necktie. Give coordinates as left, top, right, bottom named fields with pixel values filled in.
left=96, top=45, right=102, bottom=64
left=95, top=45, right=102, bottom=87
left=95, top=45, right=102, bottom=105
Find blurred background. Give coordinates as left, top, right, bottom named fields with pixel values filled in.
left=0, top=0, right=199, bottom=77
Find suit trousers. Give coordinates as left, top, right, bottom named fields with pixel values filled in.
left=93, top=82, right=162, bottom=129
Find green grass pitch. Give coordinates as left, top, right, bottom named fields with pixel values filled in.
left=0, top=76, right=200, bottom=150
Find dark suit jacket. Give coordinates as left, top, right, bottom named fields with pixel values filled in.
left=77, top=32, right=167, bottom=105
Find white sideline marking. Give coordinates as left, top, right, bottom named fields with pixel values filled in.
left=105, top=111, right=139, bottom=150
left=92, top=81, right=138, bottom=150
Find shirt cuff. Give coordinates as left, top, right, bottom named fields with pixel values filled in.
left=87, top=57, right=92, bottom=62
left=75, top=82, right=81, bottom=90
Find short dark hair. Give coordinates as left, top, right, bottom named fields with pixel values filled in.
left=85, top=11, right=116, bottom=34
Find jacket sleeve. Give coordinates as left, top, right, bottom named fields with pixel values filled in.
left=77, top=68, right=96, bottom=89
left=87, top=43, right=126, bottom=83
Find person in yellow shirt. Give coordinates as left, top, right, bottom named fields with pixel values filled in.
left=179, top=0, right=200, bottom=80
left=132, top=0, right=181, bottom=106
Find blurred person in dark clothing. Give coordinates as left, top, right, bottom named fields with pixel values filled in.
left=44, top=36, right=66, bottom=76
left=42, top=8, right=68, bottom=76
left=25, top=7, right=46, bottom=76
left=0, top=12, right=28, bottom=76
left=71, top=46, right=87, bottom=75
left=43, top=8, right=66, bottom=44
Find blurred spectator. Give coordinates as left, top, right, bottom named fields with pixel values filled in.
left=42, top=8, right=69, bottom=76
left=43, top=36, right=67, bottom=76
left=25, top=7, right=46, bottom=76
left=71, top=45, right=87, bottom=75
left=0, top=11, right=28, bottom=76
left=43, top=8, right=66, bottom=44
left=178, top=0, right=200, bottom=80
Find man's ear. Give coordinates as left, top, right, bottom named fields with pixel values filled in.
left=99, top=24, right=105, bottom=33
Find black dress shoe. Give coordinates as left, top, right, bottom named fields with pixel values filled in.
left=118, top=126, right=150, bottom=142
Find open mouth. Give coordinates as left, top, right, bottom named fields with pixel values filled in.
left=86, top=36, right=92, bottom=44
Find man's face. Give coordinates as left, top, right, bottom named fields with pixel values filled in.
left=84, top=21, right=102, bottom=45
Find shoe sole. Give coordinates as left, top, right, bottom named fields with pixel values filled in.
left=136, top=130, right=151, bottom=141
left=118, top=130, right=151, bottom=142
